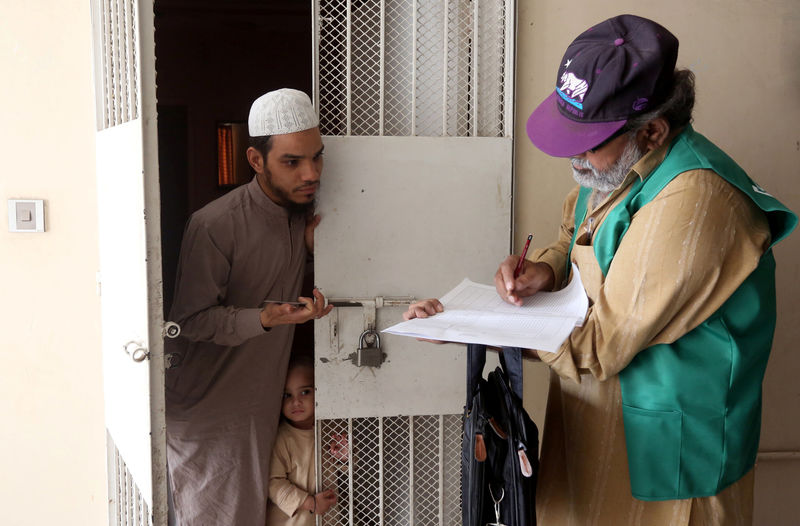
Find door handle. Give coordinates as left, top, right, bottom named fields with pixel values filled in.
left=123, top=341, right=150, bottom=362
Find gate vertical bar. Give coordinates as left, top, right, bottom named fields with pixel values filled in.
left=441, top=0, right=449, bottom=136
left=505, top=0, right=516, bottom=133
left=99, top=0, right=109, bottom=126
left=126, top=0, right=136, bottom=120
left=410, top=0, right=417, bottom=135
left=314, top=422, right=321, bottom=526
left=379, top=0, right=385, bottom=136
left=438, top=414, right=445, bottom=525
left=109, top=0, right=119, bottom=124
left=311, top=0, right=320, bottom=111
left=346, top=0, right=352, bottom=136
left=119, top=0, right=130, bottom=120
left=408, top=415, right=415, bottom=525
left=472, top=0, right=480, bottom=136
left=347, top=418, right=354, bottom=526
left=378, top=417, right=385, bottom=525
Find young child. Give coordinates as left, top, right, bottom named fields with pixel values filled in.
left=267, top=355, right=337, bottom=525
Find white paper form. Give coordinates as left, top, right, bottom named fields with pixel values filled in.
left=383, top=263, right=589, bottom=352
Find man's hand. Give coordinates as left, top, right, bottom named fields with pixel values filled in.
left=260, top=288, right=334, bottom=328
left=494, top=256, right=555, bottom=306
left=305, top=213, right=321, bottom=254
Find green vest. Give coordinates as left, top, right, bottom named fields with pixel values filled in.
left=568, top=126, right=796, bottom=501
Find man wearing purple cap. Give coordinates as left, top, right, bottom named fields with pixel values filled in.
left=165, top=89, right=333, bottom=525
left=405, top=14, right=796, bottom=525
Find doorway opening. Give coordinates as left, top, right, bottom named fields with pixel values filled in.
left=154, top=0, right=315, bottom=353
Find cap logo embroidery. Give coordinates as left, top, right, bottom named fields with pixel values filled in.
left=557, top=71, right=588, bottom=110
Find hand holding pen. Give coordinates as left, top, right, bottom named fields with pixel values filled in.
left=494, top=233, right=555, bottom=306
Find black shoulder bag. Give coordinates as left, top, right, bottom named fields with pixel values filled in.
left=462, top=344, right=538, bottom=526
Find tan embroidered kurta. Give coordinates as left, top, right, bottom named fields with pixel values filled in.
left=530, top=137, right=770, bottom=526
left=267, top=422, right=315, bottom=526
left=165, top=176, right=307, bottom=526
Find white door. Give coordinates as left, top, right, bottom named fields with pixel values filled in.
left=91, top=1, right=167, bottom=524
left=312, top=1, right=515, bottom=524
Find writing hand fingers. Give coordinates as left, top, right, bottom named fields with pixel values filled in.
left=495, top=255, right=523, bottom=305
left=497, top=255, right=520, bottom=293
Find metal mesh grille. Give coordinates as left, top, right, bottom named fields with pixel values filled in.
left=318, top=414, right=462, bottom=526
left=475, top=0, right=507, bottom=137
left=108, top=437, right=152, bottom=526
left=316, top=0, right=511, bottom=137
left=351, top=0, right=383, bottom=136
left=318, top=0, right=349, bottom=135
left=98, top=0, right=140, bottom=129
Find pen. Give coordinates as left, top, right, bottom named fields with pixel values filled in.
left=513, top=234, right=533, bottom=279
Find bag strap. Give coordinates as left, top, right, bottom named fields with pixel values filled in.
left=499, top=347, right=524, bottom=399
left=466, top=343, right=487, bottom=404
left=467, top=344, right=524, bottom=401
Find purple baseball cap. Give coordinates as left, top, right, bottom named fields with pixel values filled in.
left=526, top=14, right=679, bottom=157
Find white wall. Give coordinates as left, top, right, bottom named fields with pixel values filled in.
left=0, top=1, right=107, bottom=525
left=517, top=2, right=800, bottom=525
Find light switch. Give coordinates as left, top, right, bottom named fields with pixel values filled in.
left=8, top=199, right=45, bottom=233
left=16, top=203, right=34, bottom=225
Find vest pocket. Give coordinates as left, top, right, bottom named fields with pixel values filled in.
left=622, top=404, right=682, bottom=500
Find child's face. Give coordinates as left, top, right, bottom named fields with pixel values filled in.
left=282, top=365, right=315, bottom=429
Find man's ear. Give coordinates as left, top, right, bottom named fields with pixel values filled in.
left=246, top=146, right=264, bottom=173
left=637, top=117, right=670, bottom=152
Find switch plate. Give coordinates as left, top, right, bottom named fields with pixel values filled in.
left=8, top=199, right=45, bottom=232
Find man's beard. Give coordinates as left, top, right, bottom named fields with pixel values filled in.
left=570, top=136, right=644, bottom=192
left=263, top=171, right=317, bottom=216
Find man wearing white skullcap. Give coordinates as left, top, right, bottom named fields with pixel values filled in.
left=165, top=88, right=333, bottom=525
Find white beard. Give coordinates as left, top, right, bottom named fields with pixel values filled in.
left=570, top=136, right=644, bottom=192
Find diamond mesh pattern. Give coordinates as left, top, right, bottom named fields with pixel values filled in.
left=446, top=0, right=474, bottom=136
left=98, top=0, right=139, bottom=129
left=319, top=419, right=350, bottom=526
left=442, top=414, right=463, bottom=525
left=351, top=0, right=382, bottom=135
left=352, top=418, right=381, bottom=525
left=412, top=415, right=441, bottom=524
left=476, top=0, right=507, bottom=137
left=318, top=414, right=462, bottom=525
left=383, top=416, right=411, bottom=526
left=316, top=0, right=510, bottom=137
left=318, top=0, right=349, bottom=135
left=413, top=1, right=446, bottom=136
left=383, top=0, right=414, bottom=136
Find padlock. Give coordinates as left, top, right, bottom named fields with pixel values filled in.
left=355, top=329, right=384, bottom=368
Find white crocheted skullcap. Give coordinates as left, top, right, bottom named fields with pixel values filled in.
left=248, top=88, right=319, bottom=137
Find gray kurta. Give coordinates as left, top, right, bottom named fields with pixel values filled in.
left=165, top=176, right=306, bottom=526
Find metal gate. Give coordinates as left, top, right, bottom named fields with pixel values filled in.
left=313, top=1, right=514, bottom=524
left=91, top=0, right=166, bottom=524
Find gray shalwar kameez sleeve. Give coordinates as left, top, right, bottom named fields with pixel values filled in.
left=165, top=177, right=307, bottom=526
